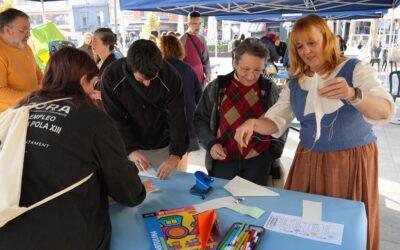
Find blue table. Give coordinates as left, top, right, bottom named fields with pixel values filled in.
left=110, top=172, right=367, bottom=250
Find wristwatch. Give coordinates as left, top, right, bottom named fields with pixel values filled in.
left=349, top=87, right=363, bottom=106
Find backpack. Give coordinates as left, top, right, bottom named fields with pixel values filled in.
left=0, top=98, right=93, bottom=228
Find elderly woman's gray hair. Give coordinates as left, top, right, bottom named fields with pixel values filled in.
left=234, top=38, right=269, bottom=62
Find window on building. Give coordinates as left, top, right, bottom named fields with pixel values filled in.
left=81, top=12, right=88, bottom=28
left=97, top=11, right=104, bottom=26
left=355, top=21, right=371, bottom=35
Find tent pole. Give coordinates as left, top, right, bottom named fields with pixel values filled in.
left=389, top=5, right=395, bottom=59
left=121, top=10, right=127, bottom=54
left=41, top=0, right=46, bottom=24
left=215, top=19, right=218, bottom=58
left=113, top=0, right=118, bottom=34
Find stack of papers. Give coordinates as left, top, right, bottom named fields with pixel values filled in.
left=224, top=176, right=279, bottom=197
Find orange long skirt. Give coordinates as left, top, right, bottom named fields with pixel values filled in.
left=285, top=142, right=379, bottom=250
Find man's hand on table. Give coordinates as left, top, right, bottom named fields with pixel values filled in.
left=129, top=150, right=150, bottom=171
left=157, top=155, right=180, bottom=180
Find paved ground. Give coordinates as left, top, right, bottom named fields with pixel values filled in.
left=187, top=58, right=400, bottom=249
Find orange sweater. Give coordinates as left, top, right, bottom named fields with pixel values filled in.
left=0, top=37, right=42, bottom=112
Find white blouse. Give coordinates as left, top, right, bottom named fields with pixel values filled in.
left=265, top=60, right=396, bottom=138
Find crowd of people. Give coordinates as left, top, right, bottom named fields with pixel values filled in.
left=0, top=7, right=395, bottom=250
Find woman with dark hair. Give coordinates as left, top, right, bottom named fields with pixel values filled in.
left=92, top=28, right=117, bottom=91
left=0, top=47, right=152, bottom=250
left=159, top=35, right=202, bottom=171
left=194, top=38, right=287, bottom=185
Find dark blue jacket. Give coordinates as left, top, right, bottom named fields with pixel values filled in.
left=167, top=57, right=203, bottom=138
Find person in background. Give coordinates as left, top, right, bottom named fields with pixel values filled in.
left=167, top=31, right=176, bottom=36
left=0, top=8, right=42, bottom=112
left=336, top=34, right=347, bottom=55
left=234, top=14, right=395, bottom=250
left=382, top=48, right=388, bottom=71
left=232, top=34, right=242, bottom=57
left=194, top=38, right=287, bottom=186
left=78, top=32, right=94, bottom=60
left=180, top=11, right=211, bottom=85
left=150, top=30, right=159, bottom=39
left=274, top=36, right=287, bottom=62
left=92, top=28, right=117, bottom=92
left=159, top=35, right=203, bottom=171
left=101, top=39, right=189, bottom=180
left=0, top=47, right=153, bottom=250
left=260, top=33, right=280, bottom=64
left=149, top=34, right=158, bottom=44
left=229, top=34, right=238, bottom=53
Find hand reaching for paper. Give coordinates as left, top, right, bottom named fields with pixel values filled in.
left=157, top=155, right=180, bottom=180
left=129, top=150, right=151, bottom=171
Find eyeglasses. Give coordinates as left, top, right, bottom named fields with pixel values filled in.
left=236, top=65, right=264, bottom=77
left=9, top=25, right=30, bottom=35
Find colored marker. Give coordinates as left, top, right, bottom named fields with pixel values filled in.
left=229, top=223, right=246, bottom=247
left=238, top=232, right=250, bottom=250
left=233, top=224, right=249, bottom=247
left=246, top=230, right=256, bottom=247
left=220, top=224, right=239, bottom=250
left=246, top=230, right=259, bottom=250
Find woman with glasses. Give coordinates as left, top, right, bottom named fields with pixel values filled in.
left=194, top=38, right=287, bottom=186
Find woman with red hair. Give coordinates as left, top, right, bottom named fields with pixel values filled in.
left=235, top=14, right=395, bottom=250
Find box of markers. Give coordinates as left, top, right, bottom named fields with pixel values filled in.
left=217, top=222, right=265, bottom=250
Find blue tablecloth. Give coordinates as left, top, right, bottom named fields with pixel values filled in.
left=110, top=172, right=367, bottom=250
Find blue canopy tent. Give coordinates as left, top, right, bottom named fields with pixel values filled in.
left=120, top=0, right=399, bottom=16
left=215, top=9, right=389, bottom=22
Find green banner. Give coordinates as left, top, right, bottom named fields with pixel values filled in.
left=31, top=22, right=65, bottom=67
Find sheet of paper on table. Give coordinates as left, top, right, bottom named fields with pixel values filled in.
left=264, top=212, right=344, bottom=245
left=224, top=176, right=279, bottom=197
left=193, top=196, right=266, bottom=219
left=138, top=167, right=158, bottom=178
left=193, top=196, right=236, bottom=212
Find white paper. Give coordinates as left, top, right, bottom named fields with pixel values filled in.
left=303, top=73, right=343, bottom=141
left=147, top=187, right=160, bottom=194
left=264, top=212, right=344, bottom=245
left=138, top=167, right=158, bottom=178
left=224, top=176, right=279, bottom=197
left=193, top=196, right=236, bottom=212
left=302, top=200, right=322, bottom=223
